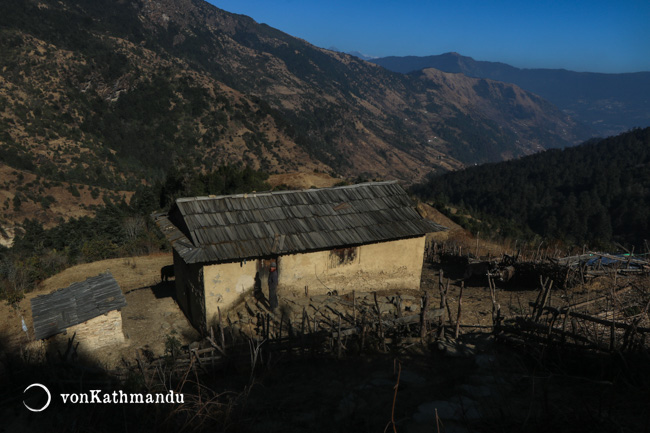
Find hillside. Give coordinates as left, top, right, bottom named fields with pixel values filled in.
left=0, top=0, right=590, bottom=228
left=412, top=68, right=586, bottom=161
left=372, top=52, right=650, bottom=137
left=0, top=162, right=134, bottom=247
left=412, top=128, right=650, bottom=248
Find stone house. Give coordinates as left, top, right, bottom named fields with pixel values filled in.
left=154, top=181, right=445, bottom=332
left=31, top=272, right=127, bottom=352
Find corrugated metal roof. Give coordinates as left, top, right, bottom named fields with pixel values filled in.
left=30, top=272, right=126, bottom=340
left=153, top=181, right=446, bottom=264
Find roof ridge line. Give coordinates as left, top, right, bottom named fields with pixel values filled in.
left=175, top=180, right=400, bottom=203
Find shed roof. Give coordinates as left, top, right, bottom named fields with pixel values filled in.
left=154, top=181, right=445, bottom=264
left=31, top=272, right=126, bottom=340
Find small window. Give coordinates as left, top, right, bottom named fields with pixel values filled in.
left=328, top=247, right=357, bottom=268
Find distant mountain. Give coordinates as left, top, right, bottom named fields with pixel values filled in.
left=327, top=47, right=377, bottom=61
left=346, top=51, right=378, bottom=61
left=413, top=127, right=650, bottom=247
left=0, top=0, right=592, bottom=231
left=372, top=52, right=650, bottom=137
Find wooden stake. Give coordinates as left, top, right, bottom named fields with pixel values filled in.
left=218, top=306, right=226, bottom=351
left=455, top=282, right=464, bottom=339
left=420, top=291, right=430, bottom=340
left=266, top=313, right=271, bottom=339
left=353, top=290, right=357, bottom=325
left=445, top=278, right=453, bottom=325
left=374, top=292, right=386, bottom=352
left=337, top=314, right=342, bottom=359
left=535, top=277, right=553, bottom=322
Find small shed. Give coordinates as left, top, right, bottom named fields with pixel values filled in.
left=31, top=272, right=127, bottom=351
left=154, top=181, right=445, bottom=332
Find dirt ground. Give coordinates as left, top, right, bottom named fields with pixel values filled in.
left=0, top=249, right=631, bottom=371
left=3, top=250, right=648, bottom=433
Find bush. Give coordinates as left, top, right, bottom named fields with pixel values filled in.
left=67, top=184, right=81, bottom=197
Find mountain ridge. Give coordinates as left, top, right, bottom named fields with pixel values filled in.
left=372, top=52, right=650, bottom=137
left=0, top=0, right=592, bottom=231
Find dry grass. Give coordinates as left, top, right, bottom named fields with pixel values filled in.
left=420, top=202, right=507, bottom=258
left=267, top=171, right=341, bottom=190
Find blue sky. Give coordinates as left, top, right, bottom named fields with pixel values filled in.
left=207, top=0, right=650, bottom=73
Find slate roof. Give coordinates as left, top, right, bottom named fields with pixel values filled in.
left=31, top=272, right=126, bottom=340
left=154, top=181, right=445, bottom=264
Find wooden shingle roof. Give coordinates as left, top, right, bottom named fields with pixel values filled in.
left=30, top=272, right=126, bottom=340
left=154, top=181, right=445, bottom=264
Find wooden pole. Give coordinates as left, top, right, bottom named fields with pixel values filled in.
left=610, top=287, right=616, bottom=351
left=445, top=278, right=452, bottom=325
left=374, top=292, right=386, bottom=352
left=353, top=290, right=357, bottom=325
left=266, top=313, right=271, bottom=340
left=534, top=277, right=553, bottom=322
left=218, top=307, right=226, bottom=351
left=455, top=282, right=464, bottom=339
left=420, top=291, right=430, bottom=340
left=396, top=295, right=402, bottom=319
left=337, top=314, right=342, bottom=359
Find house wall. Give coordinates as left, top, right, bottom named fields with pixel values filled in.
left=50, top=309, right=124, bottom=352
left=203, top=260, right=258, bottom=327
left=173, top=249, right=189, bottom=314
left=195, top=237, right=425, bottom=316
left=173, top=250, right=206, bottom=332
left=279, top=236, right=426, bottom=296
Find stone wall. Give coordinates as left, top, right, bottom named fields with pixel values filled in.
left=50, top=309, right=125, bottom=353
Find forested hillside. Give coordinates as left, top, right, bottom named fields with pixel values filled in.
left=413, top=128, right=650, bottom=248
left=0, top=164, right=270, bottom=302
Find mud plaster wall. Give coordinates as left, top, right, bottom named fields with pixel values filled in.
left=203, top=260, right=257, bottom=324
left=278, top=236, right=426, bottom=296
left=50, top=309, right=124, bottom=353
left=190, top=237, right=425, bottom=323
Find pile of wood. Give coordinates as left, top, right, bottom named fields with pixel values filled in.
left=497, top=277, right=650, bottom=355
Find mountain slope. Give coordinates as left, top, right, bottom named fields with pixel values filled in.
left=372, top=52, right=650, bottom=137
left=0, top=0, right=591, bottom=214
left=413, top=127, right=650, bottom=247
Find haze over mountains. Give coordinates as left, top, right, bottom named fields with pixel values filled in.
left=371, top=52, right=650, bottom=138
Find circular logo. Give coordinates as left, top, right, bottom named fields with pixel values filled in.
left=23, top=383, right=51, bottom=412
